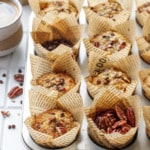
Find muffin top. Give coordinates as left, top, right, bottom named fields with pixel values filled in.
left=90, top=31, right=131, bottom=56
left=90, top=1, right=123, bottom=19
left=137, top=2, right=150, bottom=14
left=90, top=67, right=131, bottom=92
left=32, top=72, right=75, bottom=96
left=39, top=1, right=78, bottom=16
left=32, top=108, right=77, bottom=138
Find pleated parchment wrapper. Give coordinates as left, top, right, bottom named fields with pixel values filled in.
left=85, top=54, right=140, bottom=98
left=85, top=88, right=142, bottom=149
left=84, top=0, right=131, bottom=27
left=136, top=17, right=150, bottom=64
left=83, top=18, right=136, bottom=61
left=143, top=106, right=150, bottom=138
left=136, top=0, right=150, bottom=27
left=24, top=90, right=84, bottom=148
left=30, top=52, right=81, bottom=98
left=139, top=68, right=150, bottom=100
left=28, top=0, right=84, bottom=19
left=31, top=14, right=84, bottom=61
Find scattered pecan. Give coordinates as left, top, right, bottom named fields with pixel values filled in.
left=8, top=86, right=23, bottom=99
left=126, top=107, right=135, bottom=127
left=14, top=74, right=24, bottom=83
left=0, top=80, right=3, bottom=84
left=1, top=111, right=10, bottom=118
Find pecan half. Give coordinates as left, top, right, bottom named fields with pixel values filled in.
left=115, top=105, right=127, bottom=120
left=121, top=124, right=131, bottom=134
left=8, top=86, right=23, bottom=99
left=112, top=120, right=127, bottom=129
left=126, top=107, right=135, bottom=127
left=14, top=74, right=24, bottom=83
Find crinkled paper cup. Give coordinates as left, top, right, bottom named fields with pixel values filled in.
left=30, top=53, right=81, bottom=98
left=83, top=18, right=136, bottom=61
left=31, top=14, right=84, bottom=61
left=24, top=90, right=84, bottom=148
left=85, top=88, right=142, bottom=149
left=85, top=54, right=140, bottom=98
left=139, top=69, right=150, bottom=100
left=84, top=0, right=131, bottom=27
left=143, top=106, right=150, bottom=138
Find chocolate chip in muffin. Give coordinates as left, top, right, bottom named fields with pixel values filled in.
left=42, top=39, right=73, bottom=51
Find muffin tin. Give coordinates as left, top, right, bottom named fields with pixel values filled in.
left=22, top=1, right=150, bottom=150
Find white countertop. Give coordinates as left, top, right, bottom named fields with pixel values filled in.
left=0, top=5, right=31, bottom=150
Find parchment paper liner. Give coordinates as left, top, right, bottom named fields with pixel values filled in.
left=85, top=88, right=142, bottom=149
left=31, top=14, right=84, bottom=61
left=143, top=106, right=150, bottom=138
left=28, top=0, right=84, bottom=19
left=139, top=69, right=150, bottom=100
left=84, top=0, right=131, bottom=27
left=85, top=54, right=140, bottom=98
left=83, top=18, right=135, bottom=61
left=136, top=17, right=150, bottom=64
left=24, top=90, right=84, bottom=148
left=30, top=53, right=81, bottom=98
left=136, top=0, right=150, bottom=27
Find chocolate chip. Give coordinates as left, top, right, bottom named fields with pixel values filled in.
left=2, top=73, right=6, bottom=77
left=20, top=83, right=23, bottom=86
left=8, top=125, right=12, bottom=129
left=0, top=80, right=3, bottom=84
left=60, top=112, right=65, bottom=117
left=42, top=39, right=73, bottom=51
left=36, top=124, right=40, bottom=129
left=12, top=124, right=16, bottom=129
left=97, top=80, right=101, bottom=84
left=18, top=69, right=22, bottom=73
left=20, top=100, right=22, bottom=104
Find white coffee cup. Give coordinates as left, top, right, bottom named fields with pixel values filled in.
left=0, top=0, right=22, bottom=41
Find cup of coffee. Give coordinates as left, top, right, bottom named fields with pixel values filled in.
left=0, top=0, right=22, bottom=41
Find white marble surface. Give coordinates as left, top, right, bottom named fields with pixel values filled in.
left=0, top=5, right=31, bottom=150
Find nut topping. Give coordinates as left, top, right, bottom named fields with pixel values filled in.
left=94, top=105, right=135, bottom=134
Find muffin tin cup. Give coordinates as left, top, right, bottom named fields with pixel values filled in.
left=85, top=54, right=140, bottom=98
left=24, top=90, right=84, bottom=148
left=85, top=87, right=142, bottom=149
left=30, top=53, right=81, bottom=98
left=31, top=14, right=84, bottom=61
left=83, top=17, right=136, bottom=62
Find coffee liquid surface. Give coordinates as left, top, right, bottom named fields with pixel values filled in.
left=0, top=1, right=18, bottom=28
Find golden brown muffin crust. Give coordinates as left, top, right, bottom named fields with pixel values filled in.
left=32, top=108, right=77, bottom=138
